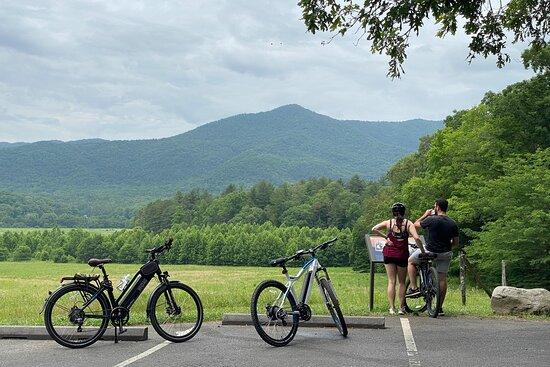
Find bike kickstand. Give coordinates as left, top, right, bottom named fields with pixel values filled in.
left=114, top=325, right=118, bottom=344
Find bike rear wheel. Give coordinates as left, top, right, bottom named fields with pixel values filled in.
left=404, top=278, right=427, bottom=314
left=148, top=282, right=203, bottom=342
left=250, top=280, right=299, bottom=347
left=44, top=283, right=109, bottom=348
left=425, top=267, right=441, bottom=318
left=319, top=278, right=348, bottom=337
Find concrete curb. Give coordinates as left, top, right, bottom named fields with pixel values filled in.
left=0, top=326, right=148, bottom=341
left=222, top=314, right=385, bottom=329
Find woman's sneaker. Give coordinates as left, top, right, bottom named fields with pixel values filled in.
left=389, top=308, right=397, bottom=315
left=398, top=308, right=406, bottom=315
left=438, top=308, right=445, bottom=316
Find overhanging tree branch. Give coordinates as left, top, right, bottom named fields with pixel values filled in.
left=298, top=0, right=549, bottom=78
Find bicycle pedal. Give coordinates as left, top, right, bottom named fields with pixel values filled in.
left=119, top=328, right=127, bottom=335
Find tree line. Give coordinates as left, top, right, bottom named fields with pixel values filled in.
left=0, top=190, right=138, bottom=228
left=0, top=224, right=355, bottom=267
left=134, top=177, right=381, bottom=232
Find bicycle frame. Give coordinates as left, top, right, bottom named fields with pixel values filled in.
left=275, top=256, right=330, bottom=309
left=78, top=259, right=167, bottom=314
left=417, top=261, right=433, bottom=292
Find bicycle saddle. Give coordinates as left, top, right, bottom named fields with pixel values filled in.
left=87, top=258, right=112, bottom=267
left=418, top=252, right=437, bottom=260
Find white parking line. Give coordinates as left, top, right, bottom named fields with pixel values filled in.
left=113, top=340, right=171, bottom=367
left=400, top=317, right=421, bottom=367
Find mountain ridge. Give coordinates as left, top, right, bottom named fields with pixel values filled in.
left=0, top=104, right=443, bottom=196
left=0, top=104, right=440, bottom=145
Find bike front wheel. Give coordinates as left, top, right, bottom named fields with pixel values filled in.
left=44, top=283, right=110, bottom=348
left=404, top=278, right=427, bottom=314
left=319, top=278, right=348, bottom=337
left=148, top=282, right=203, bottom=342
left=425, top=267, right=441, bottom=318
left=250, top=279, right=299, bottom=347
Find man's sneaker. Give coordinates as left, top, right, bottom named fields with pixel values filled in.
left=438, top=308, right=445, bottom=316
left=389, top=308, right=397, bottom=315
left=406, top=287, right=421, bottom=297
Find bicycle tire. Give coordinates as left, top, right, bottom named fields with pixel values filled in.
left=250, top=279, right=299, bottom=347
left=319, top=278, right=348, bottom=337
left=44, top=283, right=109, bottom=348
left=404, top=278, right=427, bottom=313
left=148, top=281, right=203, bottom=343
left=426, top=267, right=441, bottom=318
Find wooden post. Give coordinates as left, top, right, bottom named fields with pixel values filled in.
left=369, top=262, right=375, bottom=311
left=501, top=260, right=507, bottom=286
left=459, top=249, right=466, bottom=306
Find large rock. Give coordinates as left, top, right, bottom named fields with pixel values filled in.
left=491, top=286, right=550, bottom=315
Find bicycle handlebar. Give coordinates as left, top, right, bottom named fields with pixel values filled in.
left=146, top=238, right=173, bottom=257
left=311, top=237, right=337, bottom=252
left=270, top=237, right=337, bottom=266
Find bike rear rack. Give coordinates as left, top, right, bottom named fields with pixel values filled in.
left=60, top=273, right=101, bottom=288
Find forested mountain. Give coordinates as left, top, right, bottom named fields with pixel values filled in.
left=0, top=105, right=440, bottom=192
left=0, top=105, right=441, bottom=227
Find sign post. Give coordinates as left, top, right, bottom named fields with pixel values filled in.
left=365, top=235, right=386, bottom=312
left=364, top=235, right=423, bottom=311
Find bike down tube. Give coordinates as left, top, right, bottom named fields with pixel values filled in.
left=113, top=271, right=140, bottom=306
left=299, top=258, right=319, bottom=304
left=117, top=271, right=155, bottom=309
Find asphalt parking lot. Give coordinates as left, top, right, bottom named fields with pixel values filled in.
left=1, top=317, right=548, bottom=367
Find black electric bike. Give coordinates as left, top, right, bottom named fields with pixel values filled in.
left=43, top=238, right=203, bottom=348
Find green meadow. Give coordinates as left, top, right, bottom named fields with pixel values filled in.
left=0, top=261, right=503, bottom=325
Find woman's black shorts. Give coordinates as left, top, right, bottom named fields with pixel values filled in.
left=383, top=256, right=408, bottom=268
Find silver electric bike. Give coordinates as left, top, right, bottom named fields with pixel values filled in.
left=250, top=237, right=348, bottom=347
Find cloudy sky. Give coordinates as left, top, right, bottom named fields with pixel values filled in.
left=0, top=0, right=533, bottom=142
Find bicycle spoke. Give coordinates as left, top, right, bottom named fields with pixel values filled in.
left=252, top=282, right=296, bottom=343
left=45, top=285, right=108, bottom=347
left=151, top=284, right=201, bottom=341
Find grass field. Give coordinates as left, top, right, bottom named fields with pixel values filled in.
left=0, top=261, right=515, bottom=326
left=0, top=228, right=122, bottom=234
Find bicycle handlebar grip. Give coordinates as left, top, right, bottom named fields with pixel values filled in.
left=164, top=238, right=173, bottom=250
left=317, top=237, right=338, bottom=250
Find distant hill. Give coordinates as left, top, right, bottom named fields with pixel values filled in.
left=0, top=104, right=442, bottom=226
left=0, top=104, right=441, bottom=192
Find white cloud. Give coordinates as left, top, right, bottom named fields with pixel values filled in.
left=0, top=0, right=533, bottom=142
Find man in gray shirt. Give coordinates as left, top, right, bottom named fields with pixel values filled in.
left=408, top=198, right=459, bottom=315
